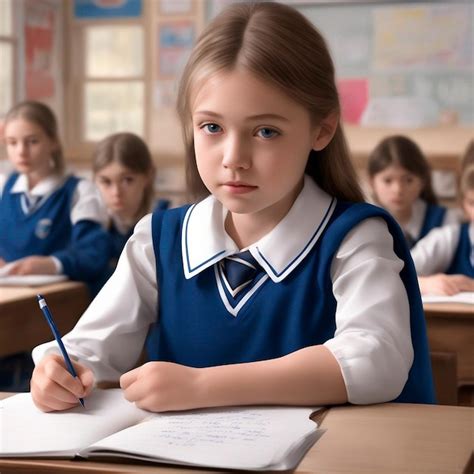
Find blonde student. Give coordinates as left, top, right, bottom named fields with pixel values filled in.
left=93, top=132, right=168, bottom=268
left=368, top=135, right=459, bottom=248
left=0, top=101, right=110, bottom=287
left=31, top=2, right=434, bottom=413
left=411, top=164, right=474, bottom=296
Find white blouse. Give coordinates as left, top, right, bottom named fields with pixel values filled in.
left=33, top=178, right=413, bottom=405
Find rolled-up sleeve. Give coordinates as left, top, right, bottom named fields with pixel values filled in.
left=32, top=214, right=158, bottom=381
left=324, top=217, right=413, bottom=404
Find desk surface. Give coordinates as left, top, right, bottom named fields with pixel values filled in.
left=424, top=302, right=473, bottom=318
left=0, top=281, right=90, bottom=357
left=0, top=393, right=472, bottom=474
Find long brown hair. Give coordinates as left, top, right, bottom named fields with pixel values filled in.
left=5, top=100, right=64, bottom=174
left=177, top=1, right=363, bottom=203
left=368, top=135, right=438, bottom=205
left=93, top=132, right=156, bottom=220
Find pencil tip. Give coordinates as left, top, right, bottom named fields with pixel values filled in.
left=37, top=294, right=44, bottom=301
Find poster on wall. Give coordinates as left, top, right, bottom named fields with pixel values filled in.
left=24, top=0, right=59, bottom=101
left=157, top=21, right=194, bottom=78
left=74, top=0, right=142, bottom=19
left=337, top=78, right=368, bottom=125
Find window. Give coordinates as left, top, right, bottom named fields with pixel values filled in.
left=83, top=25, right=145, bottom=140
left=0, top=0, right=15, bottom=115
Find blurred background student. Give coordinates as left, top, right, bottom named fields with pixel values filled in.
left=93, top=132, right=169, bottom=271
left=411, top=164, right=474, bottom=296
left=0, top=100, right=110, bottom=390
left=461, top=140, right=474, bottom=172
left=367, top=135, right=460, bottom=248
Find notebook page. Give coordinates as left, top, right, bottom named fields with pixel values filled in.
left=0, top=274, right=67, bottom=286
left=422, top=292, right=474, bottom=305
left=0, top=389, right=148, bottom=457
left=82, top=406, right=319, bottom=470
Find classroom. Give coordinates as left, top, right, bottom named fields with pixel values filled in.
left=0, top=1, right=473, bottom=472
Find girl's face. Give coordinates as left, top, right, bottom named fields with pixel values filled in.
left=370, top=164, right=424, bottom=214
left=192, top=68, right=326, bottom=231
left=95, top=161, right=150, bottom=219
left=4, top=118, right=57, bottom=179
left=462, top=190, right=474, bottom=223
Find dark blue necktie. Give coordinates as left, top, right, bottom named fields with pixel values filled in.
left=222, top=250, right=261, bottom=296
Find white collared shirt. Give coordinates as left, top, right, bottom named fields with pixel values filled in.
left=411, top=222, right=474, bottom=275
left=33, top=177, right=413, bottom=404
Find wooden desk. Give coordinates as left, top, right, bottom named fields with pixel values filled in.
left=0, top=393, right=472, bottom=474
left=424, top=302, right=473, bottom=405
left=0, top=282, right=90, bottom=357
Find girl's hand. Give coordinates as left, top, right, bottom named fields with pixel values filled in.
left=120, top=361, right=203, bottom=412
left=0, top=258, right=6, bottom=268
left=419, top=274, right=474, bottom=296
left=31, top=354, right=95, bottom=412
left=7, top=256, right=57, bottom=275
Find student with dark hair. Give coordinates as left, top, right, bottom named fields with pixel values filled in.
left=368, top=135, right=459, bottom=248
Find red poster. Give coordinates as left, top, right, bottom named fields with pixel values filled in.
left=25, top=1, right=56, bottom=100
left=337, top=78, right=369, bottom=125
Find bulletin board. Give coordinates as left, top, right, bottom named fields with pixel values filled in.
left=297, top=2, right=473, bottom=127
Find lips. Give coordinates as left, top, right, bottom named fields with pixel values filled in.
left=222, top=181, right=258, bottom=194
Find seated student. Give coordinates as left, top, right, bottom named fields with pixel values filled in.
left=0, top=100, right=110, bottom=391
left=0, top=101, right=110, bottom=285
left=31, top=2, right=434, bottom=413
left=368, top=135, right=460, bottom=248
left=411, top=164, right=474, bottom=296
left=461, top=140, right=474, bottom=171
left=92, top=132, right=168, bottom=269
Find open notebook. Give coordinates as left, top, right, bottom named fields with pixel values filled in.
left=0, top=263, right=67, bottom=286
left=422, top=292, right=474, bottom=305
left=0, top=389, right=323, bottom=471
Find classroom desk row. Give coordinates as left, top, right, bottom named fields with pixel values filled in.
left=0, top=282, right=472, bottom=405
left=0, top=392, right=472, bottom=474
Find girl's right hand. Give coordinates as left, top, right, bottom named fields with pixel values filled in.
left=30, top=353, right=95, bottom=412
left=418, top=274, right=474, bottom=296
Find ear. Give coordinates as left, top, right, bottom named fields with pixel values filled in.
left=311, top=111, right=339, bottom=151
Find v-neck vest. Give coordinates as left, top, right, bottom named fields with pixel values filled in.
left=0, top=173, right=78, bottom=261
left=150, top=201, right=435, bottom=404
left=447, top=223, right=474, bottom=277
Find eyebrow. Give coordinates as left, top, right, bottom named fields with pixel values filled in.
left=193, top=111, right=290, bottom=122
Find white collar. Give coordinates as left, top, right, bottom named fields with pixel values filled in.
left=182, top=175, right=336, bottom=283
left=404, top=198, right=426, bottom=239
left=10, top=173, right=65, bottom=197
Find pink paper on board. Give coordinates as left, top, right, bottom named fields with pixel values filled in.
left=337, top=78, right=369, bottom=124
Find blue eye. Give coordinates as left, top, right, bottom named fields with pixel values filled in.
left=203, top=123, right=222, bottom=134
left=257, top=128, right=278, bottom=139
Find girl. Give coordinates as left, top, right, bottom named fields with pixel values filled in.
left=411, top=164, right=474, bottom=295
left=31, top=2, right=434, bottom=413
left=0, top=101, right=110, bottom=287
left=92, top=132, right=168, bottom=268
left=368, top=135, right=460, bottom=248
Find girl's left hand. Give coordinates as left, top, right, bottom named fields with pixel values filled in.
left=7, top=256, right=57, bottom=275
left=120, top=361, right=203, bottom=412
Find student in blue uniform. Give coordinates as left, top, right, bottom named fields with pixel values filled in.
left=31, top=2, right=435, bottom=413
left=0, top=100, right=110, bottom=391
left=93, top=132, right=168, bottom=270
left=367, top=135, right=460, bottom=248
left=411, top=164, right=474, bottom=295
left=0, top=101, right=110, bottom=286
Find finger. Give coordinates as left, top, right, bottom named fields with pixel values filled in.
left=31, top=376, right=80, bottom=406
left=43, top=358, right=86, bottom=398
left=76, top=367, right=95, bottom=396
left=122, top=379, right=147, bottom=403
left=120, top=367, right=140, bottom=390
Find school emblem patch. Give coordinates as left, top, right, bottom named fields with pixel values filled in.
left=35, top=218, right=53, bottom=239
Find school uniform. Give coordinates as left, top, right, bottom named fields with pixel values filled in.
left=33, top=176, right=435, bottom=405
left=0, top=172, right=110, bottom=284
left=403, top=199, right=460, bottom=248
left=411, top=222, right=474, bottom=277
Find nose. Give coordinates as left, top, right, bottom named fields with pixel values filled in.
left=18, top=141, right=28, bottom=156
left=222, top=134, right=251, bottom=170
left=111, top=183, right=122, bottom=197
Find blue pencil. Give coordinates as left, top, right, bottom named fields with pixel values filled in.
left=36, top=294, right=85, bottom=408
